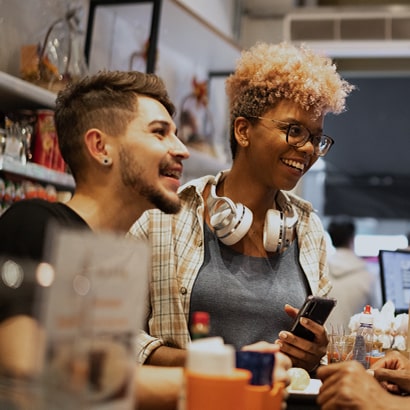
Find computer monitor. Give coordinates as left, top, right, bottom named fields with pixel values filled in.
left=378, top=249, right=410, bottom=314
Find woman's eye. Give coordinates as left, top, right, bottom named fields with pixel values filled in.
left=288, top=125, right=303, bottom=137
left=313, top=136, right=323, bottom=145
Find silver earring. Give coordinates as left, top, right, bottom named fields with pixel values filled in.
left=102, top=157, right=112, bottom=166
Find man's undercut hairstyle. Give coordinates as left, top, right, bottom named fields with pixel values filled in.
left=54, top=70, right=175, bottom=179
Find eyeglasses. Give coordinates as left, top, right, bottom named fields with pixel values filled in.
left=250, top=116, right=334, bottom=157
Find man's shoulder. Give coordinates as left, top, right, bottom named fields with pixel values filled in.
left=0, top=200, right=62, bottom=261
left=1, top=199, right=64, bottom=220
left=0, top=199, right=87, bottom=229
left=0, top=199, right=88, bottom=261
left=1, top=198, right=53, bottom=216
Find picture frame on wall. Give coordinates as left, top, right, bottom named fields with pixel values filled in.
left=207, top=71, right=233, bottom=165
left=84, top=0, right=160, bottom=74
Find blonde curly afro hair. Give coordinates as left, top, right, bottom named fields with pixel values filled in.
left=225, top=41, right=354, bottom=157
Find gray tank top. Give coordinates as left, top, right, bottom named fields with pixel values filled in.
left=189, top=224, right=311, bottom=350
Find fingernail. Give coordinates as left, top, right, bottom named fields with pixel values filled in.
left=279, top=331, right=288, bottom=339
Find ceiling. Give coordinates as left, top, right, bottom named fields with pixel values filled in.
left=241, top=0, right=410, bottom=17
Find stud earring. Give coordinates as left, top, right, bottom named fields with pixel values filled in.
left=102, top=157, right=112, bottom=166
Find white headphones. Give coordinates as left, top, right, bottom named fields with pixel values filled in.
left=207, top=171, right=298, bottom=252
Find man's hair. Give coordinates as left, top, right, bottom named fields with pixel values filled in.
left=225, top=42, right=355, bottom=158
left=327, top=216, right=356, bottom=248
left=54, top=70, right=175, bottom=180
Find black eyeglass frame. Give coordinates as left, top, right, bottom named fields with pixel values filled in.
left=249, top=116, right=334, bottom=157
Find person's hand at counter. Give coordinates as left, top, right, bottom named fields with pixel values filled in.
left=275, top=304, right=328, bottom=373
left=0, top=315, right=45, bottom=378
left=241, top=341, right=292, bottom=387
left=317, top=360, right=408, bottom=410
left=135, top=365, right=183, bottom=410
left=370, top=350, right=410, bottom=394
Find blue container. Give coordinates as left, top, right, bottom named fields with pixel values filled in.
left=235, top=351, right=275, bottom=386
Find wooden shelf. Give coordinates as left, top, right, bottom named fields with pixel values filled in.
left=0, top=73, right=72, bottom=189
left=0, top=71, right=56, bottom=112
left=0, top=156, right=75, bottom=191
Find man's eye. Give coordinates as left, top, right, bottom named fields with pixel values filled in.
left=153, top=128, right=167, bottom=136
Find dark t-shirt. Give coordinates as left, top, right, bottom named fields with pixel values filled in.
left=0, top=199, right=90, bottom=321
left=0, top=199, right=89, bottom=261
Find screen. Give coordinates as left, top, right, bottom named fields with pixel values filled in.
left=324, top=76, right=410, bottom=219
left=378, top=250, right=410, bottom=314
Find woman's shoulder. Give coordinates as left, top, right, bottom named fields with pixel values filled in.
left=281, top=191, right=314, bottom=213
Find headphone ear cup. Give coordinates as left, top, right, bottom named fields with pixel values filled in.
left=263, top=209, right=282, bottom=252
left=263, top=205, right=299, bottom=252
left=213, top=203, right=253, bottom=245
left=210, top=206, right=233, bottom=229
left=207, top=173, right=253, bottom=245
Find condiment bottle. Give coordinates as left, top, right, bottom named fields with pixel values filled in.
left=190, top=311, right=210, bottom=340
left=353, top=304, right=374, bottom=368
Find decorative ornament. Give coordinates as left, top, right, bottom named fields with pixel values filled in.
left=179, top=76, right=215, bottom=156
left=129, top=38, right=156, bottom=72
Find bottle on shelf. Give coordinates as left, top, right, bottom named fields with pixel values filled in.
left=190, top=311, right=210, bottom=340
left=4, top=117, right=26, bottom=165
left=352, top=304, right=374, bottom=369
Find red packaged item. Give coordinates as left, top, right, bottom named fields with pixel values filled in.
left=33, top=109, right=57, bottom=169
left=52, top=137, right=67, bottom=173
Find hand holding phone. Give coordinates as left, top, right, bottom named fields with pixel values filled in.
left=289, top=296, right=336, bottom=341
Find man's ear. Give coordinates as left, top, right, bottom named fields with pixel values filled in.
left=234, top=117, right=250, bottom=148
left=84, top=129, right=111, bottom=164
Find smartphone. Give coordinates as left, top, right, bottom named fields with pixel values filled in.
left=289, top=296, right=337, bottom=341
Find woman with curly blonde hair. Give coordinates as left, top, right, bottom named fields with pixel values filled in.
left=130, top=42, right=354, bottom=376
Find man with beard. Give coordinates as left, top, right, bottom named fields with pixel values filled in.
left=0, top=70, right=188, bottom=259
left=0, top=70, right=189, bottom=409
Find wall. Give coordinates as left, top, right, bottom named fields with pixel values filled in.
left=0, top=0, right=89, bottom=77
left=239, top=15, right=284, bottom=48
left=177, top=0, right=236, bottom=39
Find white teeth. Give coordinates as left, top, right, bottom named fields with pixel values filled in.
left=164, top=170, right=180, bottom=179
left=282, top=159, right=305, bottom=171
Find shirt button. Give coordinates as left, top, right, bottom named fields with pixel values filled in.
left=197, top=239, right=203, bottom=247
left=180, top=287, right=187, bottom=295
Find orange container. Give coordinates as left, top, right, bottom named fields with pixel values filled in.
left=369, top=355, right=384, bottom=366
left=266, top=382, right=285, bottom=410
left=244, top=382, right=284, bottom=410
left=244, top=385, right=270, bottom=410
left=186, top=368, right=251, bottom=410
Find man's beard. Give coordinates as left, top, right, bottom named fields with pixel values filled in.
left=119, top=147, right=181, bottom=214
left=139, top=184, right=181, bottom=214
